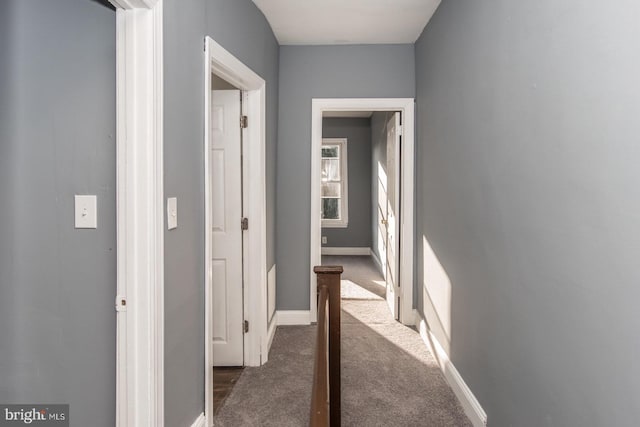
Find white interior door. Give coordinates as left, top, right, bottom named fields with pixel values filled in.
left=211, top=89, right=244, bottom=366
left=385, top=112, right=401, bottom=320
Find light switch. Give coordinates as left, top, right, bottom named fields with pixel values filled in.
left=167, top=197, right=178, bottom=230
left=75, top=195, right=97, bottom=229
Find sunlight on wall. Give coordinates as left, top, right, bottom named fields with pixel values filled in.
left=422, top=235, right=452, bottom=355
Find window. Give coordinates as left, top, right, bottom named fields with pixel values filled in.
left=321, top=138, right=348, bottom=227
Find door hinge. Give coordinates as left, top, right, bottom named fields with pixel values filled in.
left=397, top=125, right=403, bottom=136
left=244, top=320, right=249, bottom=333
left=240, top=115, right=248, bottom=129
left=116, top=295, right=127, bottom=312
left=241, top=217, right=249, bottom=230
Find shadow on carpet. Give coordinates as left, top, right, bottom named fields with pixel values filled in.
left=213, top=300, right=471, bottom=427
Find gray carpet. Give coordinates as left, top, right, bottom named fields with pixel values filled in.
left=323, top=255, right=386, bottom=300
left=214, top=256, right=472, bottom=426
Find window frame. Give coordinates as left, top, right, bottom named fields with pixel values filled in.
left=321, top=138, right=349, bottom=228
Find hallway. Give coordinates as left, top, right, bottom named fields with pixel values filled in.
left=213, top=256, right=471, bottom=426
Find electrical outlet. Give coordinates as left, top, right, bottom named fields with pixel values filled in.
left=322, top=236, right=327, bottom=244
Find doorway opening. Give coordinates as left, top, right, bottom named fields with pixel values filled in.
left=310, top=99, right=415, bottom=325
left=204, top=37, right=268, bottom=427
left=320, top=111, right=400, bottom=317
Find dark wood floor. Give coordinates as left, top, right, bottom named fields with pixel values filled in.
left=213, top=367, right=244, bottom=414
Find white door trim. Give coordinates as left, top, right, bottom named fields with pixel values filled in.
left=204, top=37, right=268, bottom=427
left=310, top=98, right=415, bottom=325
left=112, top=1, right=164, bottom=426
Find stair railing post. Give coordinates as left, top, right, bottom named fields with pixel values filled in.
left=313, top=266, right=342, bottom=427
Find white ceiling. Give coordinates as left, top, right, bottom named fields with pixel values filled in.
left=252, top=0, right=441, bottom=45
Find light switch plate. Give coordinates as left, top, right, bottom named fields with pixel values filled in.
left=167, top=197, right=178, bottom=230
left=75, top=195, right=97, bottom=229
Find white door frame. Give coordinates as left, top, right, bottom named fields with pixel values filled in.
left=310, top=98, right=415, bottom=325
left=111, top=0, right=164, bottom=426
left=204, top=37, right=268, bottom=427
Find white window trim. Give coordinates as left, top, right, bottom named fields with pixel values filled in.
left=321, top=138, right=348, bottom=228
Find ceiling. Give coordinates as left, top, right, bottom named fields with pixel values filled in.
left=251, top=0, right=441, bottom=45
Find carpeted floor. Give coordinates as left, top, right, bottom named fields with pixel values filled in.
left=323, top=255, right=386, bottom=300
left=213, top=256, right=472, bottom=426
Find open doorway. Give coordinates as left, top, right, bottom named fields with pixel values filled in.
left=204, top=37, right=268, bottom=427
left=310, top=99, right=415, bottom=326
left=319, top=110, right=404, bottom=319
left=210, top=75, right=245, bottom=367
left=208, top=73, right=246, bottom=417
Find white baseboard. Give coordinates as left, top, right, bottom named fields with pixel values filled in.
left=277, top=310, right=311, bottom=325
left=321, top=247, right=371, bottom=256
left=414, top=310, right=487, bottom=427
left=370, top=249, right=384, bottom=277
left=190, top=412, right=205, bottom=427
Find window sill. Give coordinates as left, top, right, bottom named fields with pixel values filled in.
left=322, top=221, right=348, bottom=229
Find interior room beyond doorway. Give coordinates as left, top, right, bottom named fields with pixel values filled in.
left=310, top=98, right=415, bottom=326
left=319, top=110, right=402, bottom=319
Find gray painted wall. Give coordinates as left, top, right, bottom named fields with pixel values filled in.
left=163, top=1, right=206, bottom=425
left=163, top=1, right=279, bottom=425
left=321, top=118, right=372, bottom=248
left=0, top=1, right=116, bottom=425
left=415, top=1, right=640, bottom=425
left=205, top=0, right=280, bottom=273
left=277, top=45, right=415, bottom=310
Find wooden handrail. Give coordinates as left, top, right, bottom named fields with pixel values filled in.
left=310, top=266, right=342, bottom=427
left=310, top=284, right=329, bottom=426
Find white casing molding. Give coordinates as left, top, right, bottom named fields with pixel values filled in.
left=114, top=1, right=164, bottom=427
left=277, top=310, right=312, bottom=326
left=267, top=265, right=277, bottom=323
left=263, top=264, right=277, bottom=362
left=311, top=98, right=415, bottom=325
left=266, top=314, right=278, bottom=356
left=189, top=413, right=206, bottom=427
left=204, top=37, right=268, bottom=427
left=414, top=310, right=488, bottom=427
left=321, top=247, right=371, bottom=256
